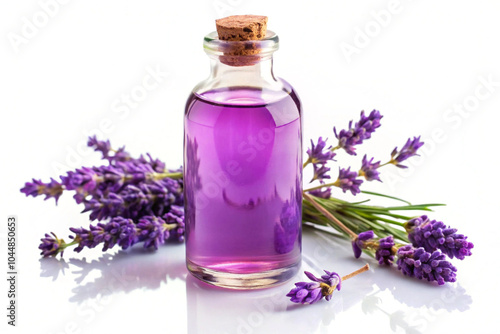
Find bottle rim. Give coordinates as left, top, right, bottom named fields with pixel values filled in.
left=203, top=30, right=279, bottom=57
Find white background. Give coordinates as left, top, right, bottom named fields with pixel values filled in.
left=1, top=0, right=499, bottom=333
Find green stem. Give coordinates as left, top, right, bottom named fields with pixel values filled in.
left=303, top=193, right=358, bottom=239
left=153, top=171, right=183, bottom=180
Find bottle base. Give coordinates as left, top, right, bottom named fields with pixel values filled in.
left=186, top=259, right=301, bottom=290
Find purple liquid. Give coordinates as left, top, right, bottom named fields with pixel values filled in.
left=184, top=85, right=302, bottom=278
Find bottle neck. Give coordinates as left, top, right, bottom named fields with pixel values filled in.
left=206, top=55, right=277, bottom=90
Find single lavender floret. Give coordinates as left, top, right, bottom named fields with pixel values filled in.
left=390, top=136, right=424, bottom=168
left=286, top=270, right=341, bottom=304
left=406, top=215, right=473, bottom=260
left=352, top=230, right=375, bottom=258
left=311, top=164, right=331, bottom=182
left=334, top=167, right=363, bottom=195
left=376, top=235, right=395, bottom=265
left=306, top=137, right=336, bottom=165
left=396, top=245, right=457, bottom=285
left=334, top=110, right=383, bottom=155
left=360, top=155, right=381, bottom=182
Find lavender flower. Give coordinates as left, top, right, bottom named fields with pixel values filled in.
left=376, top=235, right=395, bottom=265
left=88, top=136, right=166, bottom=172
left=59, top=207, right=184, bottom=256
left=136, top=207, right=185, bottom=249
left=396, top=245, right=457, bottom=285
left=405, top=215, right=473, bottom=260
left=352, top=230, right=375, bottom=258
left=334, top=167, right=363, bottom=195
left=334, top=110, right=382, bottom=155
left=359, top=155, right=381, bottom=182
left=390, top=136, right=424, bottom=168
left=306, top=137, right=336, bottom=165
left=352, top=231, right=395, bottom=265
left=70, top=217, right=137, bottom=252
left=21, top=178, right=64, bottom=203
left=39, top=233, right=66, bottom=257
left=308, top=186, right=332, bottom=199
left=286, top=270, right=341, bottom=304
left=311, top=164, right=331, bottom=182
left=82, top=177, right=183, bottom=221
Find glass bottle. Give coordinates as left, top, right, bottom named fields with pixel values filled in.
left=184, top=30, right=302, bottom=289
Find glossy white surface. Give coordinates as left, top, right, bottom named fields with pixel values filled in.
left=1, top=0, right=499, bottom=333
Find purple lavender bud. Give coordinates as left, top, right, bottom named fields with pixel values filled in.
left=334, top=110, right=383, bottom=155
left=396, top=245, right=457, bottom=285
left=334, top=167, right=363, bottom=195
left=391, top=136, right=424, bottom=168
left=318, top=270, right=342, bottom=300
left=39, top=232, right=63, bottom=257
left=21, top=178, right=64, bottom=203
left=306, top=137, right=336, bottom=165
left=311, top=164, right=331, bottom=182
left=136, top=212, right=184, bottom=249
left=286, top=281, right=323, bottom=304
left=287, top=270, right=341, bottom=304
left=163, top=205, right=185, bottom=242
left=308, top=186, right=332, bottom=199
left=88, top=136, right=113, bottom=160
left=61, top=167, right=100, bottom=193
left=352, top=230, right=375, bottom=258
left=82, top=178, right=182, bottom=221
left=360, top=155, right=381, bottom=182
left=70, top=217, right=137, bottom=252
left=376, top=235, right=395, bottom=265
left=406, top=216, right=473, bottom=260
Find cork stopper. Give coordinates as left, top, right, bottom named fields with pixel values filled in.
left=216, top=15, right=268, bottom=41
left=215, top=15, right=268, bottom=66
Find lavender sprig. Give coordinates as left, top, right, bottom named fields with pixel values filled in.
left=397, top=245, right=457, bottom=285
left=305, top=137, right=336, bottom=166
left=21, top=178, right=64, bottom=203
left=286, top=264, right=369, bottom=304
left=389, top=136, right=424, bottom=168
left=41, top=206, right=185, bottom=257
left=359, top=155, right=381, bottom=182
left=405, top=215, right=473, bottom=260
left=334, top=110, right=382, bottom=155
left=352, top=231, right=395, bottom=265
left=333, top=167, right=363, bottom=195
